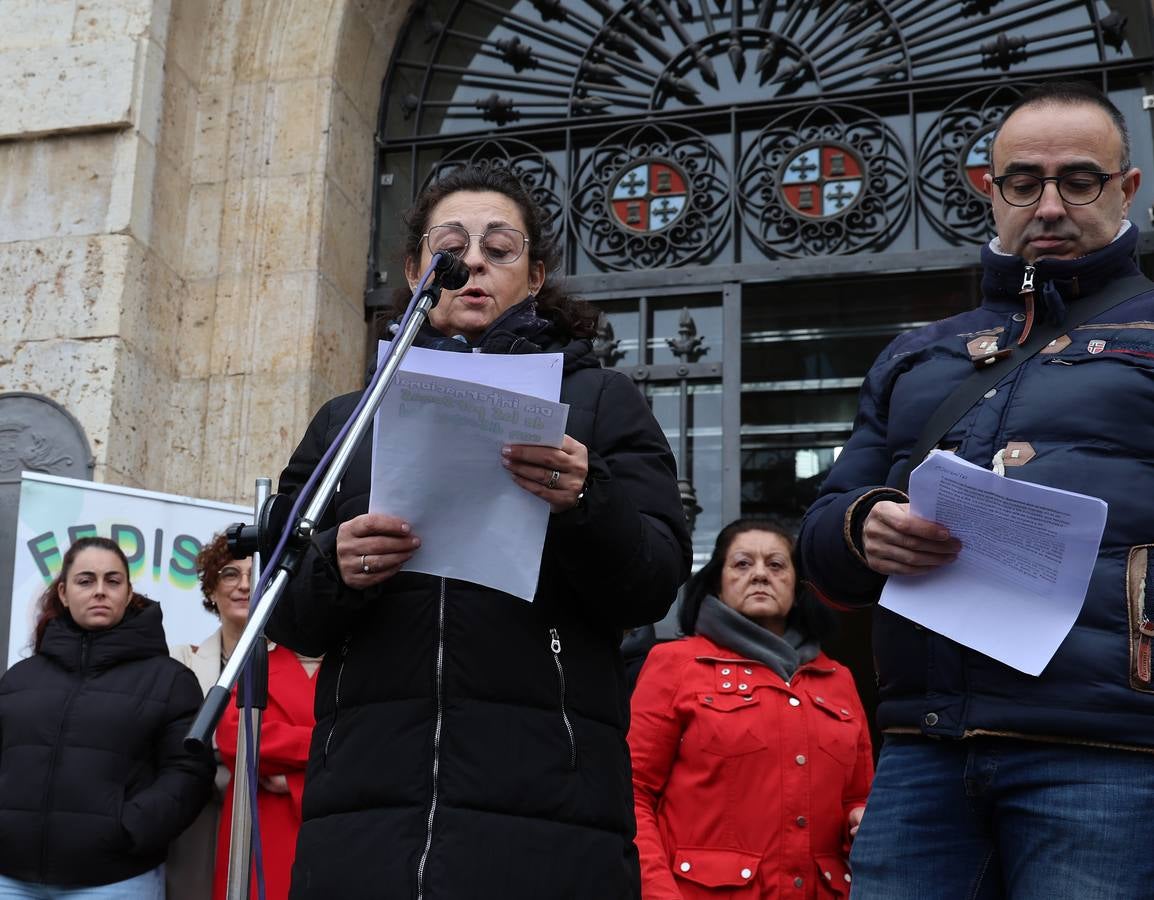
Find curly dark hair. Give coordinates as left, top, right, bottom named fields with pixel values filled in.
left=33, top=537, right=150, bottom=651
left=387, top=164, right=599, bottom=340
left=194, top=532, right=234, bottom=616
left=678, top=518, right=836, bottom=643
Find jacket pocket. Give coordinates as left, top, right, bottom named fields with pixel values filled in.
left=815, top=854, right=852, bottom=898
left=1044, top=328, right=1154, bottom=373
left=696, top=692, right=766, bottom=757
left=808, top=692, right=860, bottom=767
left=672, top=846, right=760, bottom=892
left=1127, top=545, right=1154, bottom=693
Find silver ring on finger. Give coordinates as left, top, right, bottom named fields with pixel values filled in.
left=360, top=553, right=371, bottom=574
left=545, top=469, right=561, bottom=490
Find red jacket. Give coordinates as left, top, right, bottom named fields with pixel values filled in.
left=213, top=645, right=317, bottom=900
left=629, top=636, right=873, bottom=899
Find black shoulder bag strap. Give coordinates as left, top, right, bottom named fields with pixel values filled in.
left=895, top=272, right=1153, bottom=492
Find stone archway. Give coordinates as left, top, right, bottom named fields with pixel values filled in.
left=155, top=0, right=408, bottom=502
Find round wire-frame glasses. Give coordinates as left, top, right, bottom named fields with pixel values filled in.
left=422, top=224, right=529, bottom=264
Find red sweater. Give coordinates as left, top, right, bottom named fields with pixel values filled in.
left=629, top=635, right=873, bottom=899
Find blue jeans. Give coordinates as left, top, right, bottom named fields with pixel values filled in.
left=0, top=867, right=164, bottom=900
left=849, top=736, right=1154, bottom=899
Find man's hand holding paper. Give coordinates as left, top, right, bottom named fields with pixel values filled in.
left=879, top=451, right=1108, bottom=675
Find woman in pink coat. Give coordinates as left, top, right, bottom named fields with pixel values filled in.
left=629, top=519, right=873, bottom=899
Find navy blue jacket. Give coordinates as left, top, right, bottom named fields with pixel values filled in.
left=799, top=224, right=1154, bottom=749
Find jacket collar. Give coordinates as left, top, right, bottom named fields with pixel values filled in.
left=980, top=220, right=1141, bottom=317
left=40, top=600, right=169, bottom=671
left=415, top=297, right=601, bottom=375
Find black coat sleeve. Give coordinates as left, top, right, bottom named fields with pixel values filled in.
left=544, top=370, right=691, bottom=628
left=266, top=396, right=371, bottom=657
left=121, top=666, right=214, bottom=856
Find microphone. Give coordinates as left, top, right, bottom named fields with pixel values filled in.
left=432, top=251, right=470, bottom=290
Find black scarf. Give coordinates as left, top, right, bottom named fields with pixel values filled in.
left=694, top=594, right=820, bottom=684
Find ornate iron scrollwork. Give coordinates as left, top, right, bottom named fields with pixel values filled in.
left=736, top=104, right=910, bottom=258
left=570, top=123, right=730, bottom=271
left=916, top=83, right=1028, bottom=246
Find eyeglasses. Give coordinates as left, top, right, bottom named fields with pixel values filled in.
left=422, top=224, right=529, bottom=265
left=990, top=171, right=1125, bottom=207
left=217, top=566, right=249, bottom=587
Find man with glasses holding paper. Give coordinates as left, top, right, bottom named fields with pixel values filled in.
left=799, top=81, right=1153, bottom=898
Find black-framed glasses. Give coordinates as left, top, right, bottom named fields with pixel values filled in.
left=422, top=224, right=529, bottom=265
left=990, top=171, right=1125, bottom=207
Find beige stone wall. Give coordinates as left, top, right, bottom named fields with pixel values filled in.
left=0, top=0, right=409, bottom=505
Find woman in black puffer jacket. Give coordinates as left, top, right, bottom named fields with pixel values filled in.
left=267, top=165, right=692, bottom=899
left=0, top=537, right=213, bottom=899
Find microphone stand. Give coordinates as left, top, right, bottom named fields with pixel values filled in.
left=225, top=478, right=270, bottom=900
left=185, top=252, right=466, bottom=894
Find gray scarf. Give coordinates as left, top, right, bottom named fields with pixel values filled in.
left=694, top=594, right=820, bottom=683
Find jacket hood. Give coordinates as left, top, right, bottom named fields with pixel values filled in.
left=39, top=599, right=170, bottom=671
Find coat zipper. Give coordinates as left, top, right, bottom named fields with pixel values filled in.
left=549, top=628, right=577, bottom=770
left=416, top=578, right=448, bottom=900
left=322, top=637, right=351, bottom=765
left=39, top=633, right=89, bottom=879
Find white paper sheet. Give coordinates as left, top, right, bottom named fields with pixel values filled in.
left=368, top=343, right=568, bottom=601
left=879, top=451, right=1108, bottom=676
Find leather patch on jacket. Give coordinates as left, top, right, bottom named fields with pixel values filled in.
left=1039, top=335, right=1071, bottom=354
left=1128, top=545, right=1154, bottom=693
left=1001, top=442, right=1035, bottom=467
left=966, top=331, right=1003, bottom=363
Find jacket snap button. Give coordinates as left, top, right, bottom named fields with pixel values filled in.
left=1012, top=312, right=1026, bottom=322
left=680, top=861, right=691, bottom=873
left=743, top=668, right=753, bottom=675
left=742, top=695, right=754, bottom=701
left=795, top=754, right=807, bottom=765
left=740, top=868, right=752, bottom=879
left=983, top=388, right=997, bottom=399
left=796, top=816, right=807, bottom=827
left=840, top=708, right=850, bottom=716
left=814, top=696, right=824, bottom=703
left=721, top=668, right=731, bottom=675
left=703, top=696, right=713, bottom=703
left=788, top=697, right=800, bottom=707
left=794, top=877, right=804, bottom=888
left=824, top=871, right=832, bottom=880
left=844, top=874, right=852, bottom=883
left=924, top=712, right=940, bottom=726
left=722, top=681, right=731, bottom=689
left=738, top=683, right=748, bottom=691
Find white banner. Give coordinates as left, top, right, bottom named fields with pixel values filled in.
left=7, top=472, right=251, bottom=669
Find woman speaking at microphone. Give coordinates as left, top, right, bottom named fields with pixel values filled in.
left=267, top=165, right=691, bottom=899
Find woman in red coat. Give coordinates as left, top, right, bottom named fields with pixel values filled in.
left=629, top=519, right=873, bottom=899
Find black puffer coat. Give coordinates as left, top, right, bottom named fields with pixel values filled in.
left=0, top=601, right=214, bottom=887
left=268, top=303, right=692, bottom=899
